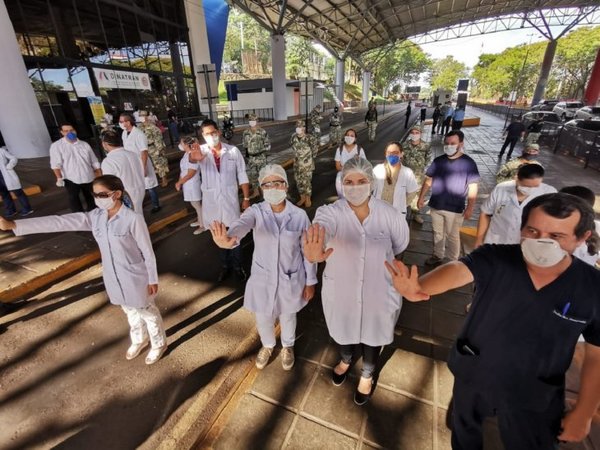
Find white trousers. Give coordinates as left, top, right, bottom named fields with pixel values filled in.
left=189, top=200, right=204, bottom=226
left=255, top=312, right=297, bottom=348
left=430, top=208, right=464, bottom=260
left=121, top=300, right=166, bottom=349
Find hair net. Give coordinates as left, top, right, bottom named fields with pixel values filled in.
left=341, top=157, right=374, bottom=185
left=259, top=164, right=288, bottom=185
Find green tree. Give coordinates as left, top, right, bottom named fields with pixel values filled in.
left=428, top=56, right=469, bottom=91
left=223, top=8, right=272, bottom=74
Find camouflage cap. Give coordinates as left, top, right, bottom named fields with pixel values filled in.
left=248, top=113, right=258, bottom=121
left=296, top=119, right=306, bottom=128
left=409, top=125, right=422, bottom=133
left=139, top=110, right=148, bottom=116
left=524, top=143, right=540, bottom=151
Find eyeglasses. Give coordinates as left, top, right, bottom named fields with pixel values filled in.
left=92, top=191, right=114, bottom=199
left=260, top=180, right=287, bottom=189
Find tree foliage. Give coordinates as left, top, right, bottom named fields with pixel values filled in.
left=223, top=8, right=272, bottom=75
left=428, top=56, right=469, bottom=91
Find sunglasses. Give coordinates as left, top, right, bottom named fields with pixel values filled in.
left=260, top=180, right=286, bottom=189
left=92, top=191, right=114, bottom=199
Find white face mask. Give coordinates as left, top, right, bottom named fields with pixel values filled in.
left=139, top=116, right=146, bottom=123
left=517, top=185, right=540, bottom=197
left=344, top=136, right=355, bottom=145
left=119, top=123, right=127, bottom=130
left=521, top=238, right=567, bottom=267
left=409, top=134, right=421, bottom=141
left=249, top=120, right=257, bottom=127
left=296, top=127, right=304, bottom=135
left=444, top=145, right=459, bottom=156
left=178, top=143, right=185, bottom=151
left=205, top=134, right=220, bottom=148
left=263, top=189, right=287, bottom=205
left=95, top=196, right=116, bottom=210
left=343, top=184, right=371, bottom=206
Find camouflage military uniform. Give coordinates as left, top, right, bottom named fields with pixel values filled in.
left=243, top=127, right=270, bottom=191
left=329, top=111, right=343, bottom=146
left=496, top=158, right=542, bottom=184
left=291, top=133, right=317, bottom=196
left=309, top=108, right=322, bottom=142
left=403, top=140, right=431, bottom=182
left=140, top=122, right=169, bottom=178
left=365, top=108, right=378, bottom=142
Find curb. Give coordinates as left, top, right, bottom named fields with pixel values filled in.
left=0, top=208, right=189, bottom=303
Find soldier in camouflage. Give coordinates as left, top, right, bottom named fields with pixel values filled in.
left=139, top=110, right=170, bottom=187
left=364, top=104, right=378, bottom=142
left=243, top=113, right=271, bottom=198
left=328, top=106, right=343, bottom=147
left=291, top=120, right=318, bottom=208
left=403, top=125, right=431, bottom=223
left=496, top=143, right=542, bottom=184
left=309, top=105, right=322, bottom=143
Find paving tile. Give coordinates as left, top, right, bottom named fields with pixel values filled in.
left=402, top=251, right=432, bottom=266
left=437, top=407, right=452, bottom=450
left=303, top=367, right=365, bottom=433
left=214, top=394, right=295, bottom=450
left=432, top=309, right=465, bottom=342
left=406, top=239, right=433, bottom=255
left=377, top=347, right=435, bottom=401
left=397, top=302, right=431, bottom=335
left=294, top=321, right=330, bottom=363
left=364, top=388, right=433, bottom=450
left=437, top=361, right=454, bottom=409
left=251, top=360, right=317, bottom=410
left=284, top=416, right=357, bottom=449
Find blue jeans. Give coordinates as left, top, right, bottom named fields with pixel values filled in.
left=147, top=187, right=160, bottom=208
left=339, top=343, right=382, bottom=378
left=219, top=245, right=242, bottom=270
left=0, top=171, right=31, bottom=215
left=169, top=122, right=180, bottom=145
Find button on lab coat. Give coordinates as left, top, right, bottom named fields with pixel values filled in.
left=101, top=148, right=146, bottom=214
left=197, top=143, right=249, bottom=227
left=14, top=206, right=157, bottom=308
left=480, top=180, right=557, bottom=244
left=0, top=146, right=22, bottom=190
left=122, top=127, right=159, bottom=190
left=313, top=197, right=410, bottom=346
left=372, top=163, right=419, bottom=214
left=228, top=200, right=318, bottom=316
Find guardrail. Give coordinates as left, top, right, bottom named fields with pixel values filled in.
left=552, top=124, right=600, bottom=170
left=468, top=101, right=530, bottom=119
left=219, top=108, right=274, bottom=126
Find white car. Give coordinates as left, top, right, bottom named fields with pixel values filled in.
left=553, top=101, right=584, bottom=121
left=574, top=106, right=600, bottom=120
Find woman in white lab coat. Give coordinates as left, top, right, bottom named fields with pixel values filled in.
left=0, top=146, right=33, bottom=217
left=334, top=129, right=367, bottom=197
left=210, top=164, right=317, bottom=371
left=176, top=136, right=204, bottom=235
left=304, top=158, right=409, bottom=405
left=0, top=175, right=167, bottom=365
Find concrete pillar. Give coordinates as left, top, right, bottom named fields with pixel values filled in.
left=362, top=71, right=371, bottom=106
left=531, top=39, right=558, bottom=107
left=183, top=0, right=212, bottom=114
left=335, top=58, right=345, bottom=105
left=271, top=33, right=287, bottom=121
left=0, top=0, right=51, bottom=158
left=584, top=48, right=600, bottom=106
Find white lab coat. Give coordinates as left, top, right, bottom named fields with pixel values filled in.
left=122, top=127, right=159, bottom=190
left=14, top=206, right=157, bottom=308
left=197, top=143, right=249, bottom=227
left=0, top=146, right=22, bottom=190
left=179, top=152, right=202, bottom=202
left=480, top=180, right=557, bottom=244
left=228, top=200, right=318, bottom=316
left=101, top=148, right=146, bottom=214
left=372, top=163, right=419, bottom=215
left=313, top=197, right=410, bottom=346
left=334, top=145, right=367, bottom=197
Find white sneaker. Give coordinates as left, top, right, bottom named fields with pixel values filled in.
left=126, top=341, right=149, bottom=360
left=190, top=222, right=200, bottom=227
left=255, top=347, right=273, bottom=369
left=193, top=228, right=205, bottom=235
left=145, top=346, right=167, bottom=365
left=281, top=347, right=295, bottom=371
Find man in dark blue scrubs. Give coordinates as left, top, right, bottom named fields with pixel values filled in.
left=386, top=193, right=600, bottom=449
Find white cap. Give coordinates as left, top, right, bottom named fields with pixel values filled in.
left=259, top=164, right=288, bottom=185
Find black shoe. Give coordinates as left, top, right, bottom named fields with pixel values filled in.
left=20, top=209, right=34, bottom=217
left=151, top=206, right=162, bottom=214
left=497, top=153, right=503, bottom=159
left=332, top=363, right=350, bottom=386
left=5, top=211, right=17, bottom=218
left=354, top=385, right=373, bottom=406
left=217, top=268, right=231, bottom=282
left=234, top=267, right=247, bottom=281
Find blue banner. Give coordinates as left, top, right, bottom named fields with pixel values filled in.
left=203, top=0, right=230, bottom=82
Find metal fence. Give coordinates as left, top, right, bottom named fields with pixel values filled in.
left=221, top=108, right=274, bottom=125
left=552, top=125, right=600, bottom=170
left=468, top=101, right=530, bottom=119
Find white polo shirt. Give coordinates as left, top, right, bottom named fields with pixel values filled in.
left=481, top=180, right=557, bottom=244
left=49, top=138, right=100, bottom=184
left=122, top=126, right=158, bottom=189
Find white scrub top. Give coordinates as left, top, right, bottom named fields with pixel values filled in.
left=313, top=197, right=410, bottom=346
left=101, top=148, right=146, bottom=214
left=122, top=127, right=159, bottom=190
left=480, top=180, right=557, bottom=245
left=372, top=164, right=419, bottom=215
left=0, top=146, right=22, bottom=190
left=179, top=152, right=202, bottom=202
left=228, top=200, right=318, bottom=316
left=14, top=206, right=157, bottom=308
left=197, top=143, right=249, bottom=227
left=574, top=220, right=600, bottom=267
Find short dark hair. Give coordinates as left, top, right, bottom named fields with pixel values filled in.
left=101, top=129, right=123, bottom=147
left=93, top=174, right=124, bottom=193
left=60, top=122, right=74, bottom=130
left=517, top=163, right=545, bottom=180
left=445, top=130, right=464, bottom=143
left=559, top=186, right=595, bottom=207
left=119, top=113, right=135, bottom=126
left=200, top=119, right=219, bottom=132
left=521, top=193, right=595, bottom=239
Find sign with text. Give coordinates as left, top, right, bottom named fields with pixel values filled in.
left=93, top=68, right=151, bottom=90
left=87, top=96, right=106, bottom=125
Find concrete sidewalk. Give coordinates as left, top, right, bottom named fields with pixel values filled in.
left=199, top=108, right=600, bottom=450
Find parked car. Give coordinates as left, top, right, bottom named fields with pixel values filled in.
left=574, top=106, right=600, bottom=120
left=521, top=111, right=561, bottom=129
left=553, top=101, right=584, bottom=121
left=531, top=99, right=559, bottom=111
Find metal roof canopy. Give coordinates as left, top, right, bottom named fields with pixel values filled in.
left=230, top=1, right=600, bottom=61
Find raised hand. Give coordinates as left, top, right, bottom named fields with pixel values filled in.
left=209, top=221, right=238, bottom=249
left=189, top=142, right=206, bottom=162
left=0, top=216, right=16, bottom=232
left=302, top=223, right=333, bottom=263
left=384, top=259, right=430, bottom=301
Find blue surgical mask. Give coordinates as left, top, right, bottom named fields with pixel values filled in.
left=66, top=131, right=77, bottom=141
left=386, top=155, right=400, bottom=165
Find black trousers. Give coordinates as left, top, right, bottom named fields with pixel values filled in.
left=452, top=120, right=463, bottom=130
left=404, top=114, right=410, bottom=128
left=451, top=379, right=562, bottom=450
left=64, top=179, right=95, bottom=212
left=442, top=117, right=452, bottom=135
left=499, top=136, right=519, bottom=158
left=432, top=119, right=439, bottom=133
